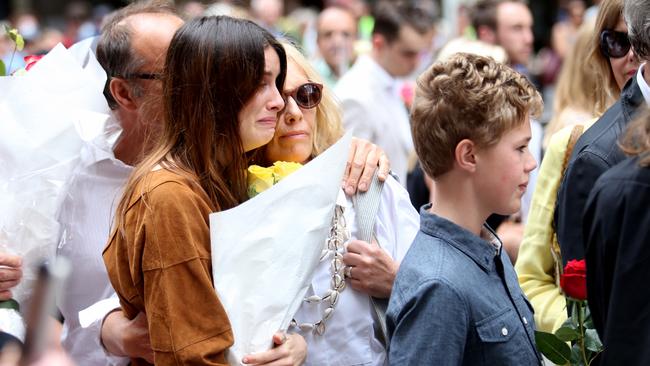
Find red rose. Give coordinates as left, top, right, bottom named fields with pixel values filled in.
left=560, top=259, right=587, bottom=300
left=24, top=55, right=44, bottom=71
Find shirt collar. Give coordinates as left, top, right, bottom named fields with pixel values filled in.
left=419, top=204, right=502, bottom=271
left=80, top=114, right=128, bottom=169
left=357, top=55, right=399, bottom=94
left=313, top=58, right=337, bottom=81
left=635, top=63, right=650, bottom=105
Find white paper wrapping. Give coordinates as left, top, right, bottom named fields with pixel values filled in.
left=0, top=40, right=111, bottom=308
left=210, top=133, right=352, bottom=365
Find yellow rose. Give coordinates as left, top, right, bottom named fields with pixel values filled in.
left=272, top=161, right=303, bottom=182
left=247, top=165, right=275, bottom=198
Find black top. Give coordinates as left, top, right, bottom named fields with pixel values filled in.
left=555, top=76, right=645, bottom=264
left=584, top=156, right=650, bottom=365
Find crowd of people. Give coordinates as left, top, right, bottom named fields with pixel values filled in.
left=0, top=0, right=649, bottom=365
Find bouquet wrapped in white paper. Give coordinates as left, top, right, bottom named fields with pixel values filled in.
left=0, top=39, right=112, bottom=335
left=210, top=133, right=352, bottom=365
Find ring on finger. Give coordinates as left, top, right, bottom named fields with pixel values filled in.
left=344, top=266, right=353, bottom=279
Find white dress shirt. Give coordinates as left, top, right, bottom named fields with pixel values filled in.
left=294, top=176, right=420, bottom=366
left=636, top=63, right=650, bottom=105
left=335, top=56, right=414, bottom=185
left=57, top=126, right=131, bottom=366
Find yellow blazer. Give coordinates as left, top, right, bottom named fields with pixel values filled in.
left=515, top=119, right=596, bottom=333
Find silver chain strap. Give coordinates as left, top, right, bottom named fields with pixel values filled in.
left=289, top=204, right=348, bottom=335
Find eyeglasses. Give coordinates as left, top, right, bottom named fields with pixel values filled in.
left=131, top=73, right=162, bottom=80
left=600, top=30, right=632, bottom=58
left=115, top=72, right=163, bottom=80
left=282, top=83, right=323, bottom=110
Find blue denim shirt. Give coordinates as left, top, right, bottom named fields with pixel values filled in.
left=386, top=206, right=542, bottom=365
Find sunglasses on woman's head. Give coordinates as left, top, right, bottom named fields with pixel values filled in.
left=600, top=30, right=631, bottom=58
left=282, top=82, right=323, bottom=110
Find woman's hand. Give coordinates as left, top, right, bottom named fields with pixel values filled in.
left=343, top=239, right=398, bottom=298
left=242, top=332, right=306, bottom=366
left=101, top=311, right=153, bottom=363
left=0, top=253, right=22, bottom=301
left=343, top=138, right=390, bottom=195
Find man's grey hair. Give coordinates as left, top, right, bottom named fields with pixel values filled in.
left=96, top=0, right=179, bottom=109
left=624, top=0, right=650, bottom=60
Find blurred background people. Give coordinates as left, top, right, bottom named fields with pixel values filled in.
left=251, top=0, right=284, bottom=35
left=551, top=0, right=587, bottom=61
left=313, top=6, right=357, bottom=87
left=543, top=19, right=599, bottom=149
left=335, top=0, right=435, bottom=186
left=472, top=0, right=534, bottom=73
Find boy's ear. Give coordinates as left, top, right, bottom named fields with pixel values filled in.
left=372, top=33, right=387, bottom=52
left=109, top=78, right=139, bottom=111
left=476, top=25, right=497, bottom=44
left=455, top=139, right=477, bottom=173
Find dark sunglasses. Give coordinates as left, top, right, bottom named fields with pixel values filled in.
left=282, top=82, right=323, bottom=110
left=600, top=30, right=631, bottom=58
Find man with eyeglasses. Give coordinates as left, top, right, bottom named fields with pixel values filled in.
left=556, top=2, right=649, bottom=361
left=55, top=2, right=183, bottom=365
left=335, top=0, right=435, bottom=186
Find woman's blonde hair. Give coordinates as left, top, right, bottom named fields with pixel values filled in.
left=588, top=0, right=625, bottom=113
left=282, top=41, right=344, bottom=158
left=544, top=19, right=598, bottom=147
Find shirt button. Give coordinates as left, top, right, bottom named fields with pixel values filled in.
left=523, top=317, right=528, bottom=325
left=501, top=327, right=508, bottom=336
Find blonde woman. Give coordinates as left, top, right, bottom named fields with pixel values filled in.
left=515, top=0, right=639, bottom=333
left=543, top=19, right=598, bottom=149
left=243, top=42, right=420, bottom=366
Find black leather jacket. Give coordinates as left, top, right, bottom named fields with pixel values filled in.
left=554, top=76, right=645, bottom=265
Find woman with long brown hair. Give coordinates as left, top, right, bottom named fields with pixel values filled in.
left=103, top=16, right=291, bottom=365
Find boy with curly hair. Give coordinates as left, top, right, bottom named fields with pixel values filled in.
left=386, top=53, right=543, bottom=365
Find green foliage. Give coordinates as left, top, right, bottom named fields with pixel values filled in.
left=555, top=326, right=580, bottom=342
left=535, top=330, right=572, bottom=364
left=537, top=300, right=603, bottom=366
left=2, top=25, right=24, bottom=75
left=4, top=25, right=24, bottom=51
left=584, top=329, right=603, bottom=353
left=570, top=346, right=584, bottom=366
